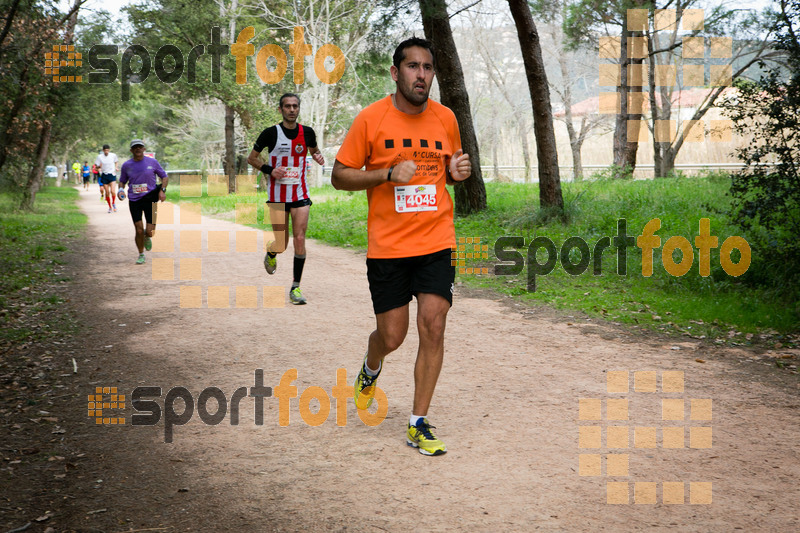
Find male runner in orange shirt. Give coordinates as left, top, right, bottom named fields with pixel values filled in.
left=332, top=37, right=471, bottom=455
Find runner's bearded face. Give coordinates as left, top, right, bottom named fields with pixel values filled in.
left=394, top=46, right=434, bottom=107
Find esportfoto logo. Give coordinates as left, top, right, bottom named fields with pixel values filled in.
left=89, top=368, right=387, bottom=442
left=48, top=26, right=345, bottom=100
left=457, top=218, right=750, bottom=291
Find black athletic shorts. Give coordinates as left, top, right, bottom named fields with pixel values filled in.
left=366, top=248, right=455, bottom=315
left=128, top=186, right=161, bottom=225
left=284, top=198, right=312, bottom=212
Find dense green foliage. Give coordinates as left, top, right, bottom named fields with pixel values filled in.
left=722, top=0, right=800, bottom=297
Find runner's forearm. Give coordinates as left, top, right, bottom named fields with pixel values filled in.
left=247, top=150, right=273, bottom=175
left=247, top=153, right=264, bottom=170
left=331, top=160, right=389, bottom=191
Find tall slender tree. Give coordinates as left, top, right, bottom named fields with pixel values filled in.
left=419, top=0, right=487, bottom=214
left=507, top=0, right=563, bottom=209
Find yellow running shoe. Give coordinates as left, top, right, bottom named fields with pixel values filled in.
left=406, top=418, right=447, bottom=456
left=289, top=287, right=307, bottom=305
left=353, top=355, right=381, bottom=410
left=263, top=252, right=277, bottom=275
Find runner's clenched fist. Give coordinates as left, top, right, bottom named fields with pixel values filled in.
left=449, top=149, right=471, bottom=181
left=390, top=160, right=417, bottom=184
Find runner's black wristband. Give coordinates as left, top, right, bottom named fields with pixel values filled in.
left=387, top=166, right=394, bottom=182
left=261, top=164, right=274, bottom=175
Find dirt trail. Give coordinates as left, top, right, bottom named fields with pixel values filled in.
left=33, top=188, right=800, bottom=532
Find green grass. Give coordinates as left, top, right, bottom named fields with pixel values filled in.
left=174, top=177, right=799, bottom=345
left=0, top=186, right=86, bottom=344
left=164, top=184, right=370, bottom=246
left=453, top=179, right=799, bottom=342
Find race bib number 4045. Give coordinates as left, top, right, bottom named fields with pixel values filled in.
left=394, top=184, right=437, bottom=213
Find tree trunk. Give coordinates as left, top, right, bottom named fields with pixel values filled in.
left=220, top=6, right=239, bottom=194
left=519, top=122, right=531, bottom=183
left=17, top=0, right=80, bottom=209
left=653, top=139, right=664, bottom=178
left=659, top=147, right=676, bottom=178
left=507, top=0, right=563, bottom=209
left=613, top=20, right=629, bottom=173
left=492, top=119, right=499, bottom=179
left=224, top=103, right=235, bottom=193
left=311, top=79, right=330, bottom=188
left=558, top=53, right=583, bottom=182
left=419, top=0, right=487, bottom=215
left=613, top=4, right=645, bottom=177
left=563, top=107, right=581, bottom=183
left=20, top=121, right=52, bottom=211
left=0, top=62, right=32, bottom=173
left=571, top=132, right=584, bottom=182
left=0, top=0, right=23, bottom=55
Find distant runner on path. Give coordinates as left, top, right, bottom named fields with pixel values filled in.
left=246, top=92, right=324, bottom=305
left=332, top=37, right=472, bottom=456
left=92, top=163, right=102, bottom=199
left=118, top=140, right=168, bottom=265
left=95, top=144, right=119, bottom=213
left=71, top=161, right=81, bottom=184
left=82, top=161, right=91, bottom=191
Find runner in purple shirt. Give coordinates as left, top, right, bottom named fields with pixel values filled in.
left=118, top=139, right=169, bottom=264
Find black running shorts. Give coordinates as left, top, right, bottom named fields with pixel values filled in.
left=366, top=248, right=455, bottom=315
left=284, top=198, right=312, bottom=212
left=128, top=186, right=161, bottom=225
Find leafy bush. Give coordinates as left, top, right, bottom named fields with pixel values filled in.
left=721, top=0, right=800, bottom=298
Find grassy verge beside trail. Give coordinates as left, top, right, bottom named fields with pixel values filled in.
left=0, top=186, right=86, bottom=345
left=175, top=177, right=799, bottom=347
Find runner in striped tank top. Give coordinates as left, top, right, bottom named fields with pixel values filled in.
left=247, top=93, right=325, bottom=305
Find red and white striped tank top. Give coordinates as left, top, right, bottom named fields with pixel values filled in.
left=267, top=124, right=309, bottom=203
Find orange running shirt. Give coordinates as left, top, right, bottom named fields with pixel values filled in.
left=335, top=96, right=462, bottom=258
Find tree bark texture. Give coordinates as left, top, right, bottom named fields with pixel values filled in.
left=613, top=3, right=645, bottom=177
left=20, top=120, right=52, bottom=211
left=560, top=63, right=583, bottom=182
left=225, top=103, right=236, bottom=193
left=507, top=0, right=563, bottom=208
left=419, top=0, right=487, bottom=215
